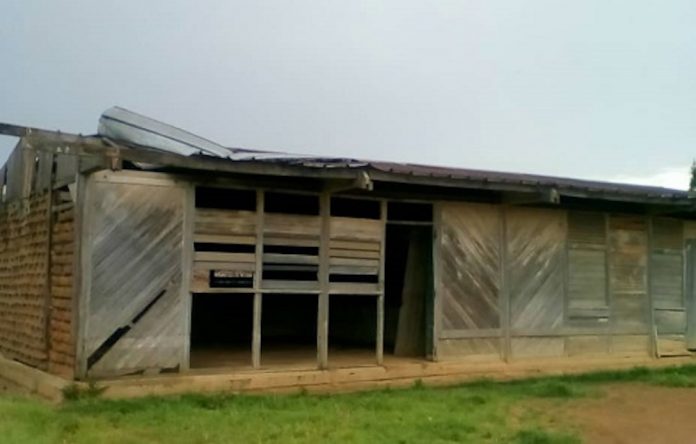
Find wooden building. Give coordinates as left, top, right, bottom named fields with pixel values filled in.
left=0, top=107, right=695, bottom=385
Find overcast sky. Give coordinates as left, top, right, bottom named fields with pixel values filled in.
left=1, top=1, right=695, bottom=188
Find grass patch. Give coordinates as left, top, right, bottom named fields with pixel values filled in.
left=2, top=364, right=696, bottom=443
left=0, top=382, right=576, bottom=444
left=514, top=428, right=581, bottom=444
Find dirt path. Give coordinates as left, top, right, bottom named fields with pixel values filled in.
left=549, top=384, right=696, bottom=444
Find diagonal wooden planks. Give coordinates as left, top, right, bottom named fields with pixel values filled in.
left=84, top=181, right=185, bottom=377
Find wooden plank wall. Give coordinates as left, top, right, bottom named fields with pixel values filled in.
left=565, top=211, right=610, bottom=356
left=435, top=203, right=679, bottom=361
left=82, top=174, right=186, bottom=377
left=190, top=198, right=383, bottom=296
left=651, top=218, right=687, bottom=356
left=609, top=216, right=650, bottom=356
left=189, top=190, right=384, bottom=369
left=506, top=208, right=565, bottom=358
left=685, top=224, right=696, bottom=350
left=437, top=203, right=502, bottom=360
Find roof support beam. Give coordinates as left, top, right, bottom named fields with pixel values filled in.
left=502, top=189, right=560, bottom=206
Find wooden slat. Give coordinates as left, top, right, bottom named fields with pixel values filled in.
left=329, top=257, right=380, bottom=267
left=193, top=261, right=256, bottom=272
left=194, top=252, right=255, bottom=263
left=264, top=213, right=321, bottom=238
left=330, top=240, right=380, bottom=251
left=194, top=209, right=256, bottom=236
left=264, top=236, right=319, bottom=247
left=330, top=217, right=382, bottom=242
left=193, top=234, right=256, bottom=245
left=329, top=248, right=381, bottom=259
left=329, top=282, right=381, bottom=294
left=262, top=280, right=320, bottom=291
left=263, top=253, right=318, bottom=265
left=329, top=265, right=379, bottom=275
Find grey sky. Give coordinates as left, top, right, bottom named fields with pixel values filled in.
left=1, top=1, right=695, bottom=188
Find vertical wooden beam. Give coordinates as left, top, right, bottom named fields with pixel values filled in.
left=605, top=213, right=615, bottom=354
left=252, top=190, right=264, bottom=369
left=431, top=202, right=442, bottom=361
left=74, top=172, right=93, bottom=379
left=500, top=205, right=511, bottom=362
left=561, top=210, right=570, bottom=357
left=376, top=200, right=387, bottom=365
left=20, top=140, right=36, bottom=199
left=317, top=192, right=330, bottom=369
left=647, top=217, right=658, bottom=358
left=179, top=184, right=195, bottom=372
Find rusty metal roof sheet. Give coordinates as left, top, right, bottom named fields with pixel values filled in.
left=97, top=107, right=688, bottom=201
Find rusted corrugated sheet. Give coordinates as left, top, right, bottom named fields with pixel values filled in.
left=93, top=107, right=689, bottom=204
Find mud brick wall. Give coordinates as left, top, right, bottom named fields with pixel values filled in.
left=0, top=194, right=51, bottom=368
left=48, top=204, right=75, bottom=377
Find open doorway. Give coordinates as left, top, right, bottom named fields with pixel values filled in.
left=260, top=293, right=318, bottom=369
left=189, top=293, right=253, bottom=369
left=328, top=295, right=378, bottom=366
left=384, top=206, right=433, bottom=360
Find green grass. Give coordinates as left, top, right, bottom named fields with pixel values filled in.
left=2, top=364, right=696, bottom=444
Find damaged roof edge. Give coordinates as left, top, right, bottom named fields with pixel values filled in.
left=0, top=107, right=691, bottom=205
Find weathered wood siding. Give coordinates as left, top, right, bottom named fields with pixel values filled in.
left=608, top=216, right=650, bottom=355
left=82, top=173, right=186, bottom=377
left=506, top=208, right=566, bottom=358
left=435, top=203, right=668, bottom=361
left=437, top=203, right=501, bottom=359
left=651, top=218, right=687, bottom=355
left=565, top=211, right=610, bottom=355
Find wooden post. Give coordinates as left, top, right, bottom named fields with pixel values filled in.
left=605, top=214, right=614, bottom=354
left=647, top=217, right=657, bottom=358
left=74, top=171, right=92, bottom=379
left=376, top=200, right=387, bottom=365
left=317, top=193, right=330, bottom=369
left=500, top=205, right=511, bottom=362
left=179, top=184, right=195, bottom=372
left=252, top=190, right=264, bottom=369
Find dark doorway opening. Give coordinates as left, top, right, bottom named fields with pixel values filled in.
left=189, top=294, right=253, bottom=369
left=384, top=224, right=433, bottom=359
left=329, top=295, right=377, bottom=366
left=261, top=293, right=318, bottom=369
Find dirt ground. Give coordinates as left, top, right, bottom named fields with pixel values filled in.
left=545, top=384, right=696, bottom=444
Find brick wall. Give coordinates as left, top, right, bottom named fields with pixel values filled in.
left=48, top=204, right=75, bottom=378
left=0, top=192, right=76, bottom=377
left=0, top=194, right=51, bottom=368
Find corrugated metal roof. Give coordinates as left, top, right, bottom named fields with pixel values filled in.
left=97, top=107, right=689, bottom=201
